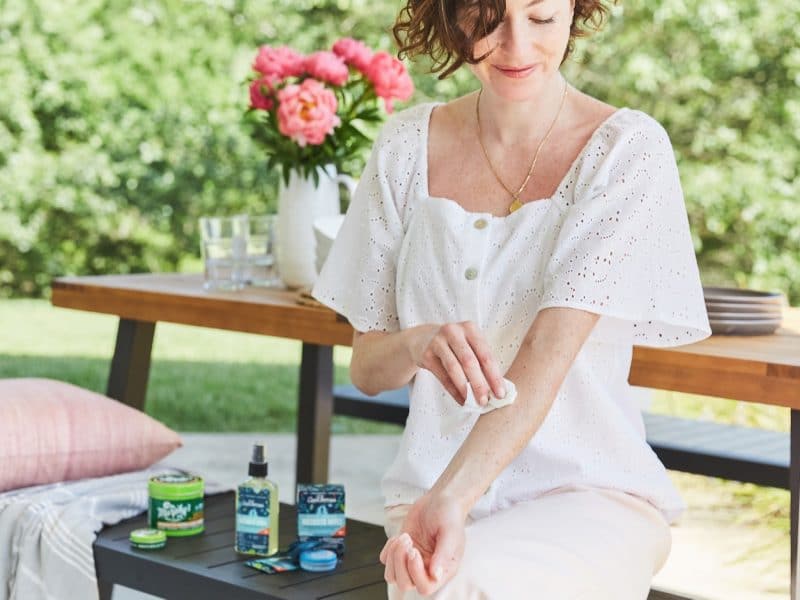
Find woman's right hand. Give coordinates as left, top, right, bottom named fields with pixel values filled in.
left=408, top=322, right=506, bottom=406
left=380, top=491, right=467, bottom=595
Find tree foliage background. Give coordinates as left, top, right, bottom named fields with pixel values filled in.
left=1, top=0, right=798, bottom=302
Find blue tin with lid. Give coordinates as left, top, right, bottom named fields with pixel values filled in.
left=299, top=549, right=338, bottom=572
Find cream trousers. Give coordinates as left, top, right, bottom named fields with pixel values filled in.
left=384, top=487, right=671, bottom=600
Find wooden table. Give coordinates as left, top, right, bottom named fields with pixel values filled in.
left=52, top=273, right=800, bottom=597
left=94, top=492, right=388, bottom=600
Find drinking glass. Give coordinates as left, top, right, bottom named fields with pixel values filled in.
left=244, top=215, right=281, bottom=287
left=199, top=215, right=248, bottom=291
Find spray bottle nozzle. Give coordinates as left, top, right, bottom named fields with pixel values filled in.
left=251, top=443, right=266, bottom=464
left=249, top=443, right=269, bottom=477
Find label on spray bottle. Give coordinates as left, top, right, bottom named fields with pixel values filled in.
left=235, top=486, right=272, bottom=554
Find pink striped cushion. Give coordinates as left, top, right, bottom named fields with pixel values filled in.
left=0, top=378, right=182, bottom=492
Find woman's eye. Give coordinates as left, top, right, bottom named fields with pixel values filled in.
left=530, top=16, right=556, bottom=24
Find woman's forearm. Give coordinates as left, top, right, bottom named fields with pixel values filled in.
left=350, top=324, right=438, bottom=396
left=429, top=307, right=600, bottom=516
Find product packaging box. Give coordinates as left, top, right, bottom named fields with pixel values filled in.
left=296, top=483, right=345, bottom=556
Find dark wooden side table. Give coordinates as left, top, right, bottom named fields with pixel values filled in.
left=94, top=492, right=387, bottom=600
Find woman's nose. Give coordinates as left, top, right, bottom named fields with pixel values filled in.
left=496, top=18, right=530, bottom=57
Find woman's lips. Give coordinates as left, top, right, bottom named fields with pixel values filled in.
left=494, top=64, right=537, bottom=78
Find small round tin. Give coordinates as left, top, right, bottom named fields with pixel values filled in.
left=130, top=528, right=167, bottom=550
left=299, top=549, right=338, bottom=572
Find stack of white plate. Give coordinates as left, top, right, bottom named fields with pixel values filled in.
left=704, top=286, right=785, bottom=335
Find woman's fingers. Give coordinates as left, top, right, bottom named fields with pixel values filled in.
left=463, top=323, right=506, bottom=400
left=391, top=535, right=415, bottom=592
left=407, top=545, right=437, bottom=595
left=383, top=537, right=398, bottom=583
left=434, top=336, right=466, bottom=392
left=429, top=522, right=464, bottom=590
left=425, top=357, right=465, bottom=404
left=379, top=536, right=395, bottom=564
left=421, top=321, right=504, bottom=406
left=387, top=533, right=437, bottom=595
left=427, top=338, right=468, bottom=404
left=450, top=336, right=491, bottom=406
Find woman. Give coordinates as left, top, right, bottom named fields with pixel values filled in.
left=312, top=0, right=711, bottom=597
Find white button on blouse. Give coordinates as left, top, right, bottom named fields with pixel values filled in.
left=312, top=102, right=711, bottom=523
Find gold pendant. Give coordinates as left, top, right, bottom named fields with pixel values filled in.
left=508, top=198, right=523, bottom=214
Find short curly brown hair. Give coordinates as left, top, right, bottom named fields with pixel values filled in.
left=392, top=0, right=616, bottom=79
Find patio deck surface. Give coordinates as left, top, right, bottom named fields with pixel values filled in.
left=113, top=433, right=786, bottom=600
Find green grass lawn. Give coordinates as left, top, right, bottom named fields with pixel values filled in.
left=0, top=299, right=400, bottom=434
left=0, top=299, right=789, bottom=532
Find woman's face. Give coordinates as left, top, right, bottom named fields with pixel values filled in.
left=462, top=0, right=574, bottom=101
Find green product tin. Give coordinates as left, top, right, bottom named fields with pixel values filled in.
left=148, top=473, right=205, bottom=537
left=130, top=528, right=167, bottom=550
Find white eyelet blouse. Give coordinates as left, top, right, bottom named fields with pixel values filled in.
left=312, top=101, right=711, bottom=523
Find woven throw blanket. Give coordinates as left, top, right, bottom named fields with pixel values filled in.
left=0, top=465, right=227, bottom=600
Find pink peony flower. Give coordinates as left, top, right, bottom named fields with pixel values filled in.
left=332, top=37, right=374, bottom=73
left=304, top=51, right=349, bottom=87
left=365, top=51, right=414, bottom=113
left=276, top=79, right=341, bottom=147
left=252, top=45, right=306, bottom=81
left=249, top=78, right=274, bottom=111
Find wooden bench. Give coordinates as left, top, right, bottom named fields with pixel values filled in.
left=333, top=385, right=790, bottom=490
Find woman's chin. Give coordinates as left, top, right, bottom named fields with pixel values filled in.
left=482, top=69, right=560, bottom=103
left=488, top=81, right=547, bottom=103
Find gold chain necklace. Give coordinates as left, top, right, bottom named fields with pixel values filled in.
left=476, top=80, right=568, bottom=214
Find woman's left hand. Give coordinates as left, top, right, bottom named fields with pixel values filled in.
left=379, top=492, right=466, bottom=596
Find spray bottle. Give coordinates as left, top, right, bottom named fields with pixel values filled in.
left=235, top=442, right=279, bottom=556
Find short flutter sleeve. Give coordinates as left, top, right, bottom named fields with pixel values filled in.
left=311, top=121, right=406, bottom=333
left=539, top=112, right=711, bottom=347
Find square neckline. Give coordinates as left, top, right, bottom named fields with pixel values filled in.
left=421, top=100, right=630, bottom=221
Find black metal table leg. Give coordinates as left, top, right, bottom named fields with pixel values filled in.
left=97, top=579, right=113, bottom=600
left=106, top=318, right=156, bottom=411
left=792, top=409, right=799, bottom=600
left=296, top=343, right=334, bottom=488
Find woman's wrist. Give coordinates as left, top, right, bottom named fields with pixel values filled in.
left=428, top=478, right=477, bottom=521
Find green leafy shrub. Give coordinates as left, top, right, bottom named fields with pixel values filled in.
left=1, top=0, right=797, bottom=303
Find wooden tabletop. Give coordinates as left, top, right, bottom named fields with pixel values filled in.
left=52, top=273, right=800, bottom=409
left=93, top=492, right=387, bottom=600
left=52, top=273, right=352, bottom=347
left=629, top=307, right=799, bottom=409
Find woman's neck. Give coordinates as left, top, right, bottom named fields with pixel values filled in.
left=476, top=74, right=568, bottom=147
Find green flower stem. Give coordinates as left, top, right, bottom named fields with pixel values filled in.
left=345, top=84, right=374, bottom=121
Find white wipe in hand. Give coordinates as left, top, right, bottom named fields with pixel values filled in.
left=440, top=378, right=517, bottom=436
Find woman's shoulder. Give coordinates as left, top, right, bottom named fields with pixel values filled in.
left=599, top=108, right=672, bottom=152
left=387, top=100, right=443, bottom=122
left=376, top=101, right=441, bottom=145
left=533, top=92, right=680, bottom=215
left=365, top=102, right=441, bottom=174
left=568, top=88, right=666, bottom=143
left=362, top=103, right=442, bottom=220
left=567, top=94, right=675, bottom=182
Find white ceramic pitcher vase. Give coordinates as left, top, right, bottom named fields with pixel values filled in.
left=276, top=165, right=355, bottom=289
